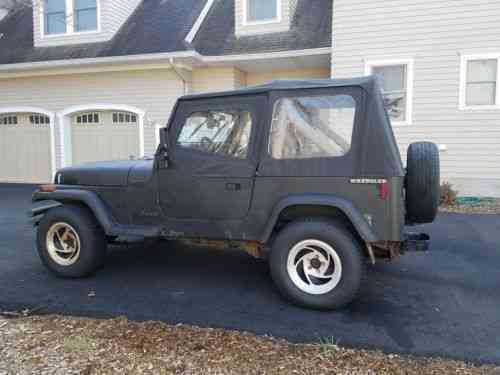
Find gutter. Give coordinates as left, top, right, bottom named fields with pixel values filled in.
left=0, top=47, right=332, bottom=75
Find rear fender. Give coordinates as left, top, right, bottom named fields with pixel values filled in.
left=261, top=194, right=377, bottom=243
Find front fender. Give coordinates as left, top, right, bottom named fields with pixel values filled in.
left=261, top=193, right=377, bottom=243
left=31, top=189, right=115, bottom=233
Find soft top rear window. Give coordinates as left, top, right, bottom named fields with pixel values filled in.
left=269, top=95, right=356, bottom=159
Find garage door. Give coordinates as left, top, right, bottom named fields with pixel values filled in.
left=71, top=111, right=140, bottom=165
left=0, top=113, right=52, bottom=183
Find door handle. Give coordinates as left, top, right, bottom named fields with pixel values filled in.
left=225, top=182, right=241, bottom=191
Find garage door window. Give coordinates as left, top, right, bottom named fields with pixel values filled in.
left=76, top=112, right=99, bottom=124
left=30, top=115, right=50, bottom=125
left=112, top=111, right=137, bottom=124
left=0, top=115, right=18, bottom=125
left=177, top=110, right=252, bottom=159
left=269, top=95, right=356, bottom=159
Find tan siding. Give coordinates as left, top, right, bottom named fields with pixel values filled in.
left=246, top=68, right=330, bottom=86
left=192, top=67, right=247, bottom=93
left=0, top=69, right=183, bottom=169
left=34, top=0, right=142, bottom=47
left=332, top=0, right=500, bottom=196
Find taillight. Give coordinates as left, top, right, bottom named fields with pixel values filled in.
left=378, top=181, right=389, bottom=200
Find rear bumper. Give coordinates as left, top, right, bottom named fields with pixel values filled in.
left=402, top=232, right=430, bottom=252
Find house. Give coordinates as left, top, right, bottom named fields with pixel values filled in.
left=1, top=0, right=499, bottom=197
left=0, top=0, right=331, bottom=183
left=331, top=0, right=500, bottom=197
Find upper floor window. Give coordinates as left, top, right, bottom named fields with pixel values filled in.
left=460, top=54, right=499, bottom=110
left=44, top=0, right=67, bottom=35
left=74, top=0, right=98, bottom=32
left=366, top=59, right=414, bottom=126
left=244, top=0, right=280, bottom=24
left=43, top=0, right=98, bottom=36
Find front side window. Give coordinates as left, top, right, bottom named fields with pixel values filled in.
left=466, top=59, right=498, bottom=106
left=246, top=0, right=278, bottom=23
left=177, top=110, right=252, bottom=159
left=269, top=95, right=356, bottom=159
left=74, top=0, right=97, bottom=32
left=372, top=64, right=408, bottom=123
left=44, top=0, right=67, bottom=35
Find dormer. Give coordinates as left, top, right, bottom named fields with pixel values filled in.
left=235, top=0, right=296, bottom=36
left=33, top=0, right=142, bottom=47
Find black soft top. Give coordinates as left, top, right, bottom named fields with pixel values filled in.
left=181, top=77, right=377, bottom=101
left=180, top=76, right=405, bottom=177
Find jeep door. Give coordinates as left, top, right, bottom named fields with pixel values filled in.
left=158, top=95, right=265, bottom=224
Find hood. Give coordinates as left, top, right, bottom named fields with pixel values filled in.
left=56, top=160, right=154, bottom=187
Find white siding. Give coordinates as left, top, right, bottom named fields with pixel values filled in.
left=0, top=68, right=183, bottom=168
left=34, top=0, right=142, bottom=47
left=332, top=0, right=500, bottom=196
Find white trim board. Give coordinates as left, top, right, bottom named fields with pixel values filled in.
left=459, top=53, right=500, bottom=111
left=185, top=0, right=215, bottom=43
left=365, top=58, right=414, bottom=126
left=0, top=48, right=332, bottom=75
left=0, top=106, right=57, bottom=179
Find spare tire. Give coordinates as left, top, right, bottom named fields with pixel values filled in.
left=405, top=142, right=440, bottom=224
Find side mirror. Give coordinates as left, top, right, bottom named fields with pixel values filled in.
left=156, top=128, right=170, bottom=169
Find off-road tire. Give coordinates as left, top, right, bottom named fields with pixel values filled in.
left=269, top=219, right=364, bottom=310
left=405, top=142, right=440, bottom=224
left=37, top=204, right=107, bottom=278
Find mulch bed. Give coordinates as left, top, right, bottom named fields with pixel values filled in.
left=0, top=315, right=497, bottom=375
left=440, top=199, right=500, bottom=215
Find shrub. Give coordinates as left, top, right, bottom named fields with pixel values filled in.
left=440, top=182, right=458, bottom=206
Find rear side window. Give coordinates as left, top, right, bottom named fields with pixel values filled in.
left=177, top=110, right=252, bottom=159
left=269, top=95, right=356, bottom=159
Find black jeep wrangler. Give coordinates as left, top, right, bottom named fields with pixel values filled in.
left=31, top=77, right=440, bottom=310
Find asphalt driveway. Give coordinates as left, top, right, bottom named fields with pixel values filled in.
left=1, top=184, right=499, bottom=364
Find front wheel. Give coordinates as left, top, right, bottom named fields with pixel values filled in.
left=269, top=219, right=364, bottom=310
left=37, top=205, right=107, bottom=278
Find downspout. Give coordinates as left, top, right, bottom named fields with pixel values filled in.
left=169, top=57, right=189, bottom=95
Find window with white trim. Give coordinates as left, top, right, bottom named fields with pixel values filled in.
left=0, top=115, right=18, bottom=125
left=43, top=0, right=98, bottom=36
left=30, top=114, right=50, bottom=125
left=461, top=56, right=499, bottom=108
left=245, top=0, right=279, bottom=23
left=112, top=111, right=138, bottom=124
left=76, top=112, right=99, bottom=124
left=366, top=59, right=414, bottom=125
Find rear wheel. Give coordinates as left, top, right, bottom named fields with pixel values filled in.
left=269, top=219, right=364, bottom=310
left=37, top=205, right=107, bottom=278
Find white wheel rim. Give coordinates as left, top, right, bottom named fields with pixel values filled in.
left=286, top=239, right=342, bottom=295
left=46, top=222, right=81, bottom=266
